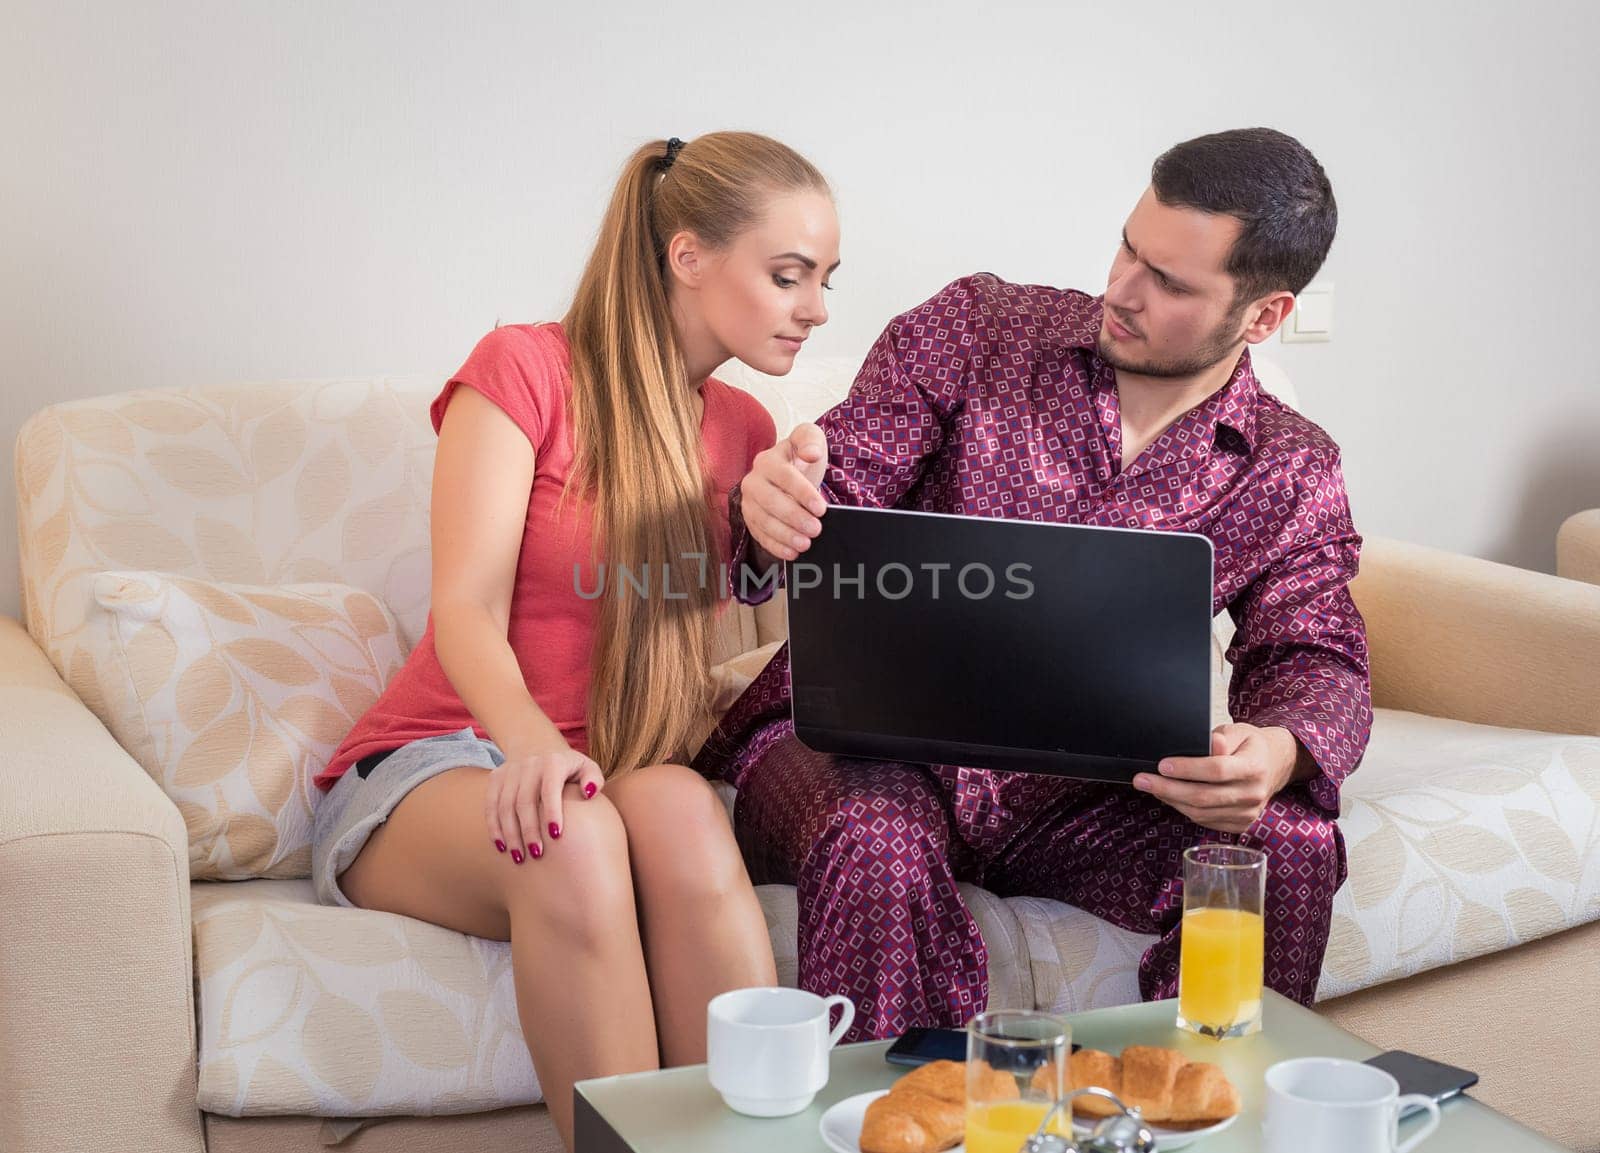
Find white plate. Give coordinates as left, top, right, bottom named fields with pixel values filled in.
left=1076, top=1110, right=1238, bottom=1149
left=818, top=1088, right=1236, bottom=1153
left=818, top=1089, right=965, bottom=1153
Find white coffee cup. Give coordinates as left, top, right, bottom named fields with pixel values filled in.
left=706, top=987, right=855, bottom=1117
left=1264, top=1057, right=1443, bottom=1153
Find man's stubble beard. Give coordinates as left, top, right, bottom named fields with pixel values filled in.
left=1098, top=305, right=1249, bottom=379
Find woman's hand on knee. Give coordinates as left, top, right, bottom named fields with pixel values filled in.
left=484, top=743, right=604, bottom=863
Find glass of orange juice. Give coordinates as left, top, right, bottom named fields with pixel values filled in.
left=964, top=1010, right=1071, bottom=1153
left=1177, top=844, right=1267, bottom=1039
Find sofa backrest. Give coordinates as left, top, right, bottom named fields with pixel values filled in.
left=13, top=349, right=1299, bottom=726
left=16, top=380, right=442, bottom=714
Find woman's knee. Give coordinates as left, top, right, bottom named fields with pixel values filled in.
left=610, top=763, right=728, bottom=830
left=610, top=764, right=747, bottom=897
left=501, top=789, right=637, bottom=946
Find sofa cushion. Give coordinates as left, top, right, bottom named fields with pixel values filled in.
left=89, top=571, right=405, bottom=879
left=1320, top=708, right=1600, bottom=998
left=193, top=878, right=534, bottom=1117
left=190, top=877, right=1049, bottom=1117
left=1020, top=708, right=1600, bottom=1009
left=189, top=876, right=800, bottom=1118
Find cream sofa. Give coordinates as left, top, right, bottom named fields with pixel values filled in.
left=4, top=355, right=1599, bottom=1153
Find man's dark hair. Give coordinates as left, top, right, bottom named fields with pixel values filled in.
left=1151, top=127, right=1336, bottom=305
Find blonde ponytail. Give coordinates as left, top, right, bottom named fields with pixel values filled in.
left=562, top=132, right=829, bottom=777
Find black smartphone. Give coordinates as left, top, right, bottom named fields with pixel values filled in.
left=886, top=1027, right=1081, bottom=1067
left=1363, top=1050, right=1478, bottom=1113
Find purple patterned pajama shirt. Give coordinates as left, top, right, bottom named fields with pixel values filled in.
left=693, top=274, right=1373, bottom=1042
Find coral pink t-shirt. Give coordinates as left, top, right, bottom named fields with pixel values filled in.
left=315, top=322, right=777, bottom=791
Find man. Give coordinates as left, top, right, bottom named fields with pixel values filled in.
left=693, top=127, right=1372, bottom=1041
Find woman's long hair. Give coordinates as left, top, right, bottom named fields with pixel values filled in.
left=562, top=132, right=829, bottom=778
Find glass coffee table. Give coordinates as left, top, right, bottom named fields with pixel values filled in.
left=575, top=990, right=1566, bottom=1152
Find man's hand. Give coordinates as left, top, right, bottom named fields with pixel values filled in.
left=742, top=422, right=829, bottom=562
left=1132, top=723, right=1309, bottom=835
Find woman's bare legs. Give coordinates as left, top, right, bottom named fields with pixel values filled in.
left=605, top=763, right=778, bottom=1066
left=337, top=767, right=656, bottom=1149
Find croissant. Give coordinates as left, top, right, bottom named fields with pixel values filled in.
left=1031, top=1046, right=1240, bottom=1129
left=859, top=1059, right=1017, bottom=1153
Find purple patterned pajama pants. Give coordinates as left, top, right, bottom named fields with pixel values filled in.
left=733, top=734, right=1346, bottom=1043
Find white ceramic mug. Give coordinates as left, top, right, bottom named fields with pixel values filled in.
left=706, top=987, right=855, bottom=1117
left=1264, top=1057, right=1443, bottom=1153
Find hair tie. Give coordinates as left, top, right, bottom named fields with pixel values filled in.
left=660, top=137, right=686, bottom=172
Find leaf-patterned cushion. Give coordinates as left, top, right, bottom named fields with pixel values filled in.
left=90, top=571, right=406, bottom=879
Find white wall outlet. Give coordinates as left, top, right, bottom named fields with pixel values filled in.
left=1282, top=284, right=1333, bottom=343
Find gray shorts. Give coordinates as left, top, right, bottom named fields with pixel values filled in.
left=311, top=725, right=506, bottom=908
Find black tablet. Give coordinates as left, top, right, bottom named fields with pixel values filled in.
left=786, top=506, right=1214, bottom=782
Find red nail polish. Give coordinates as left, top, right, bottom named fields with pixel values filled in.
left=494, top=839, right=507, bottom=853
left=583, top=782, right=597, bottom=799
left=529, top=842, right=543, bottom=859
left=510, top=849, right=524, bottom=864
left=549, top=822, right=561, bottom=840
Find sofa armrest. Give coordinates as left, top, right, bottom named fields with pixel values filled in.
left=0, top=617, right=203, bottom=1153
left=1350, top=538, right=1600, bottom=738
left=1558, top=509, right=1600, bottom=587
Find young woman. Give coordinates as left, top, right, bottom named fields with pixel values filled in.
left=310, top=132, right=840, bottom=1148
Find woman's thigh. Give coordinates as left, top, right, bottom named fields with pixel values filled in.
left=337, top=766, right=517, bottom=940
left=340, top=764, right=634, bottom=945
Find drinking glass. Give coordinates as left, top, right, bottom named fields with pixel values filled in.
left=964, top=1010, right=1071, bottom=1153
left=1177, top=843, right=1267, bottom=1038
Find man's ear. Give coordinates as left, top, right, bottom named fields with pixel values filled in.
left=664, top=229, right=704, bottom=290
left=1241, top=291, right=1296, bottom=345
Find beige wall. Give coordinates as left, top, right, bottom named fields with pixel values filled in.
left=4, top=1, right=1598, bottom=619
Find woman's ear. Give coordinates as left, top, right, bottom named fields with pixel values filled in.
left=664, top=229, right=704, bottom=291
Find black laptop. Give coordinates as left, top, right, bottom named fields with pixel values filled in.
left=785, top=506, right=1214, bottom=782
